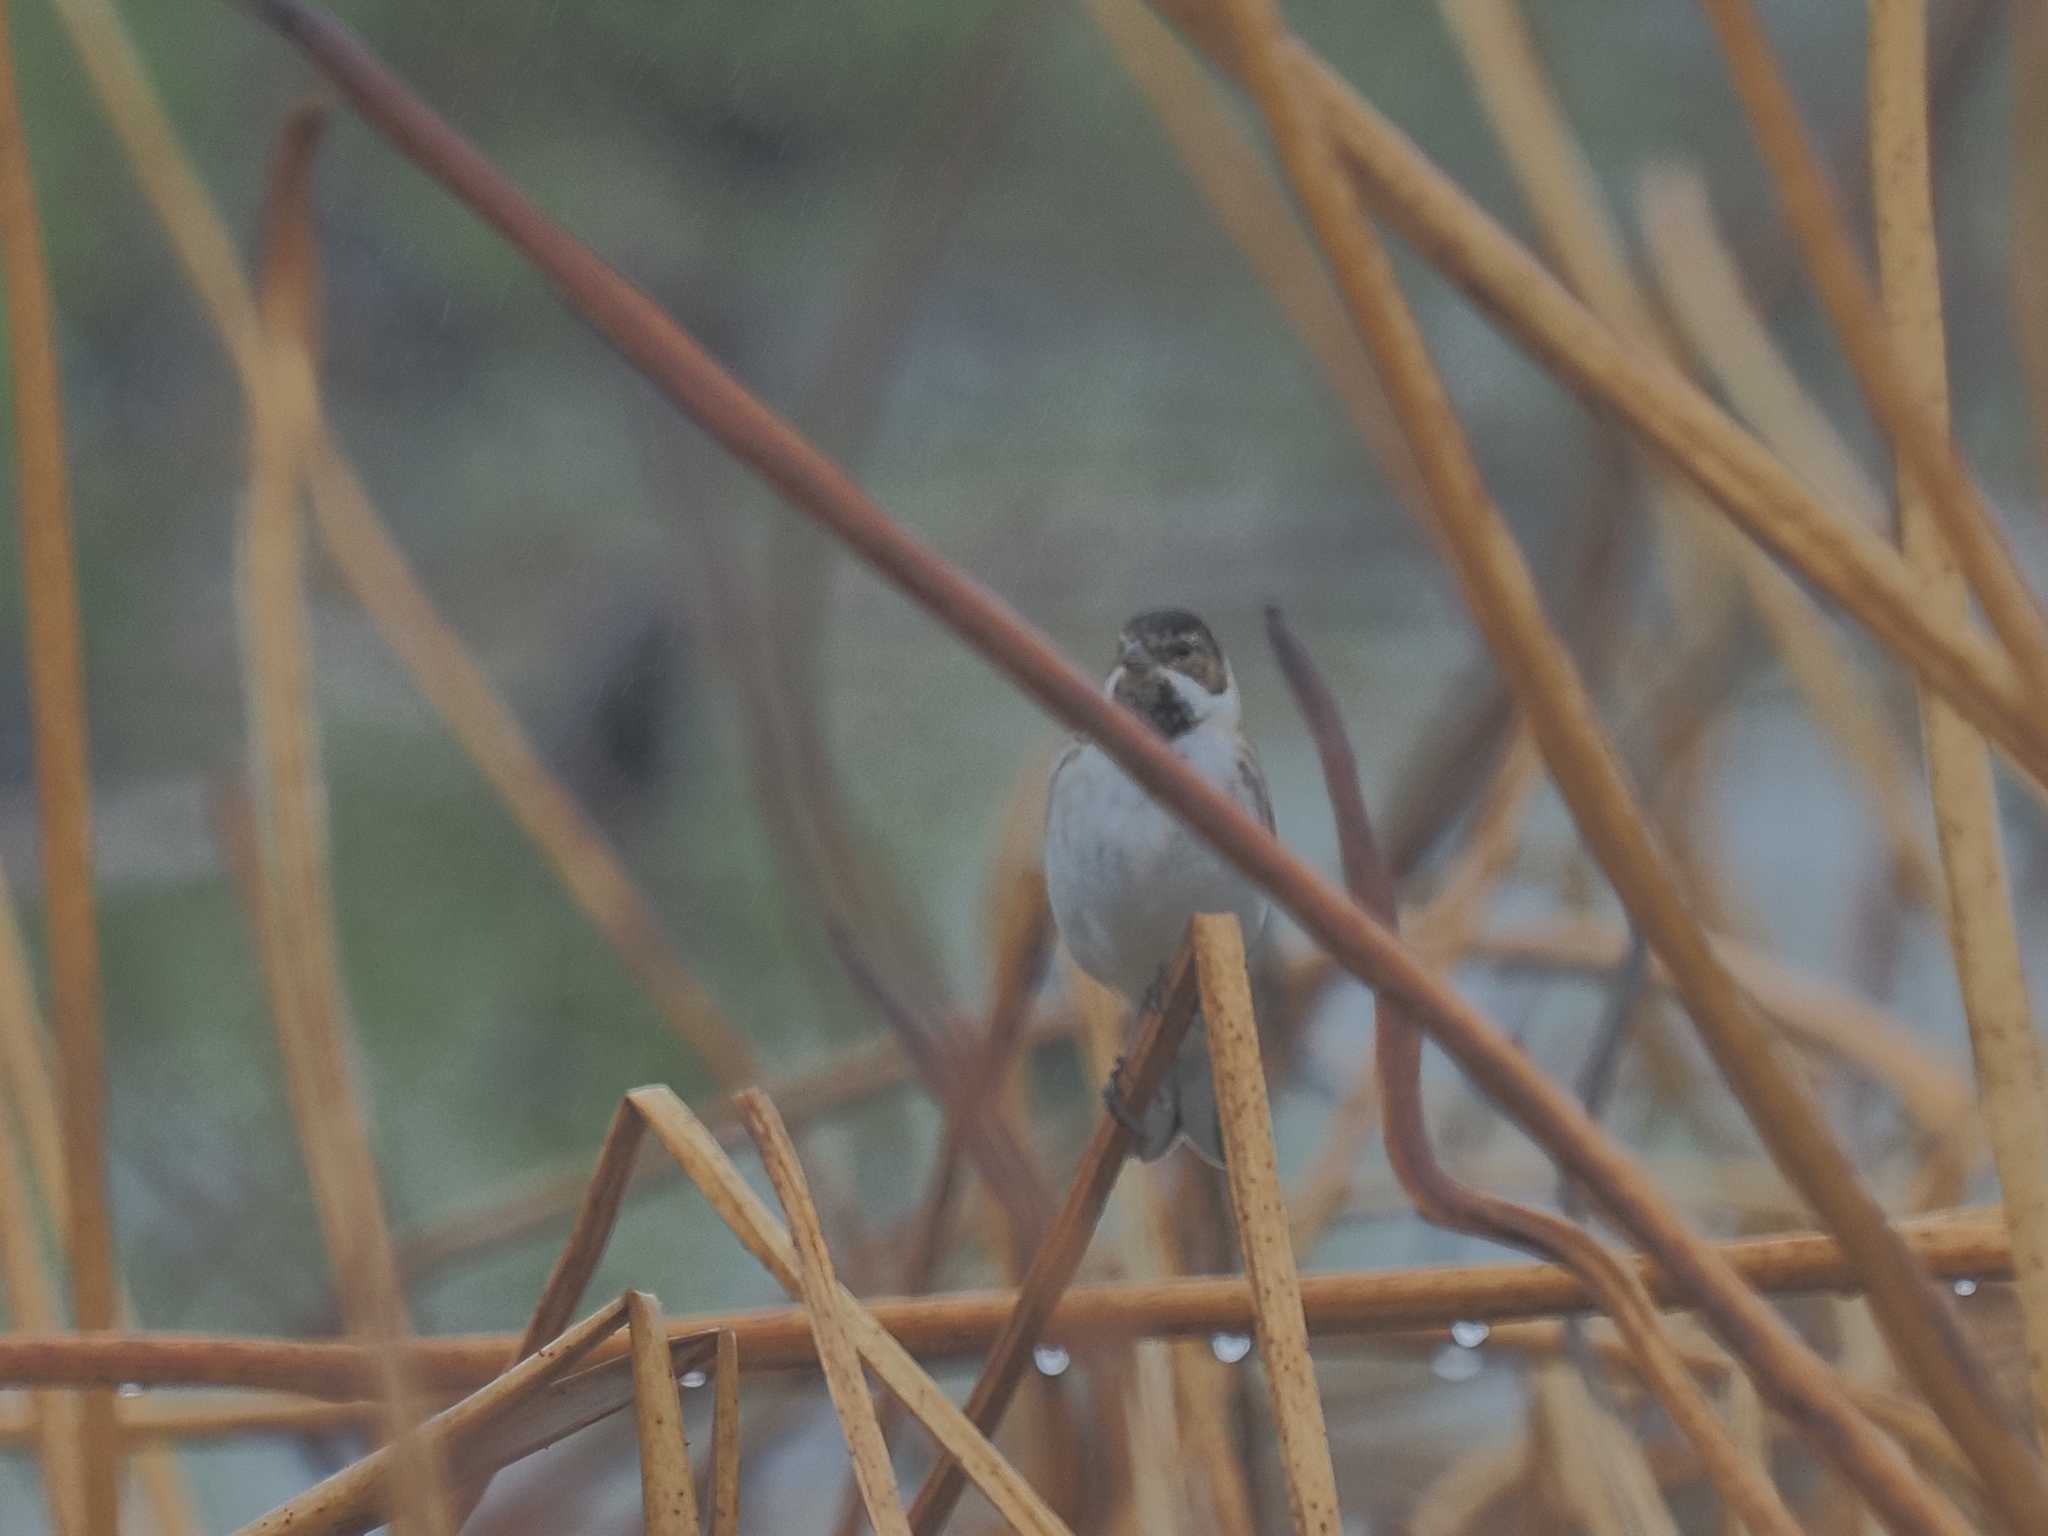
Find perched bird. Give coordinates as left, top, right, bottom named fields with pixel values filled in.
left=1043, top=608, right=1273, bottom=1165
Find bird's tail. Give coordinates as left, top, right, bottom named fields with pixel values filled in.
left=1131, top=1014, right=1226, bottom=1168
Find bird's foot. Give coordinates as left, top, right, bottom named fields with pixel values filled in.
left=1101, top=1055, right=1151, bottom=1140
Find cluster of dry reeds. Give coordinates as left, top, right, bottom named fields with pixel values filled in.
left=4, top=0, right=2048, bottom=1530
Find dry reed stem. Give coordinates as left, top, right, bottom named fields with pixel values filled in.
left=1195, top=914, right=1343, bottom=1534
left=710, top=1330, right=740, bottom=1536
left=1410, top=1314, right=1979, bottom=1495
left=1081, top=0, right=1421, bottom=510
left=904, top=950, right=1201, bottom=1533
left=1696, top=0, right=2048, bottom=698
left=0, top=4, right=119, bottom=1525
left=1434, top=0, right=1939, bottom=912
left=738, top=1091, right=910, bottom=1536
left=1068, top=965, right=1190, bottom=1531
left=0, top=860, right=71, bottom=1244
left=39, top=0, right=459, bottom=1508
left=240, top=9, right=1985, bottom=1531
left=0, top=1394, right=395, bottom=1443
left=244, top=108, right=449, bottom=1536
left=0, top=864, right=200, bottom=1536
left=1100, top=961, right=1260, bottom=1536
left=1408, top=1434, right=1534, bottom=1536
left=56, top=0, right=756, bottom=1099
left=231, top=1297, right=698, bottom=1536
left=397, top=1008, right=1075, bottom=1288
left=45, top=0, right=260, bottom=379
left=1635, top=168, right=1890, bottom=532
left=1869, top=0, right=2048, bottom=1440
left=1531, top=1358, right=1682, bottom=1536
left=1255, top=38, right=2048, bottom=786
left=1218, top=0, right=1979, bottom=1523
left=1117, top=1345, right=1181, bottom=1536
left=0, top=1211, right=2013, bottom=1401
left=1267, top=613, right=1799, bottom=1535
left=625, top=1086, right=1074, bottom=1536
left=760, top=0, right=1033, bottom=1030
left=0, top=1080, right=81, bottom=1534
left=1721, top=1353, right=1770, bottom=1536
left=625, top=1291, right=702, bottom=1536
left=1635, top=164, right=1943, bottom=897
left=1469, top=914, right=1978, bottom=1154
left=0, top=865, right=80, bottom=1530
left=519, top=1099, right=649, bottom=1357
left=303, top=441, right=759, bottom=1088
left=848, top=801, right=1054, bottom=1440
left=1271, top=720, right=1547, bottom=1225
left=1433, top=0, right=1744, bottom=699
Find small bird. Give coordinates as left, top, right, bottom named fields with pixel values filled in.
left=1043, top=608, right=1274, bottom=1165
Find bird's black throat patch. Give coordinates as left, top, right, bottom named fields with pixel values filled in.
left=1115, top=667, right=1197, bottom=739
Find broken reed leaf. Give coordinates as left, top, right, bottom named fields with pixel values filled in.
left=624, top=1291, right=702, bottom=1536
left=396, top=1008, right=1079, bottom=1293
left=738, top=1092, right=912, bottom=1536
left=231, top=1297, right=634, bottom=1536
left=624, top=1086, right=1074, bottom=1536
left=446, top=1334, right=717, bottom=1488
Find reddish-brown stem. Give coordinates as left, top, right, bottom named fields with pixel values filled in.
left=243, top=8, right=1991, bottom=1532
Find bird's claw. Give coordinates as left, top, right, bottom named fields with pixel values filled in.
left=1101, top=1055, right=1149, bottom=1139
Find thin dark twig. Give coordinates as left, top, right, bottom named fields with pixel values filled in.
left=821, top=920, right=1051, bottom=1247
left=1572, top=931, right=1653, bottom=1157
left=1559, top=929, right=1653, bottom=1419
left=1266, top=605, right=1797, bottom=1535
left=904, top=951, right=1203, bottom=1534
left=1381, top=436, right=1633, bottom=882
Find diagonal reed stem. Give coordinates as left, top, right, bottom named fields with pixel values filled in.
left=1867, top=0, right=2048, bottom=1439
left=0, top=3, right=120, bottom=1526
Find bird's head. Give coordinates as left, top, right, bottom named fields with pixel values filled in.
left=1106, top=608, right=1238, bottom=739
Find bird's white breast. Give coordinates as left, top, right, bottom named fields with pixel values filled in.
left=1044, top=722, right=1268, bottom=999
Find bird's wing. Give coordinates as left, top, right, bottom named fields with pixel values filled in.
left=1235, top=736, right=1276, bottom=834
left=1045, top=736, right=1086, bottom=821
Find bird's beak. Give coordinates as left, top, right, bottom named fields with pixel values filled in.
left=1119, top=635, right=1150, bottom=671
